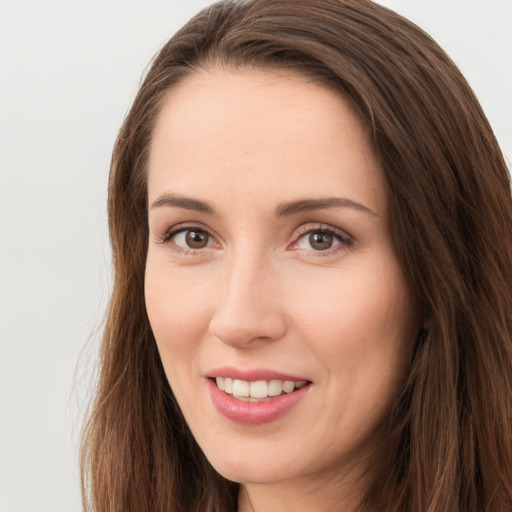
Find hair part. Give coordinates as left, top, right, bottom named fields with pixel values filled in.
left=81, top=1, right=512, bottom=510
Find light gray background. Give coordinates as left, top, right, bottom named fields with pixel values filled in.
left=0, top=1, right=510, bottom=511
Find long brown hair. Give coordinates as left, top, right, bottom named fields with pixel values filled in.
left=81, top=1, right=512, bottom=510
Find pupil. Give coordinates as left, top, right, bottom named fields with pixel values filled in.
left=186, top=230, right=208, bottom=248
left=309, top=232, right=332, bottom=250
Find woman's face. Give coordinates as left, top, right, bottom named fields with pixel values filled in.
left=145, top=69, right=418, bottom=490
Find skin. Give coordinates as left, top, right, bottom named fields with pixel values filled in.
left=145, top=68, right=419, bottom=512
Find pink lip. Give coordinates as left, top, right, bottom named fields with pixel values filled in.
left=206, top=375, right=311, bottom=426
left=206, top=366, right=309, bottom=382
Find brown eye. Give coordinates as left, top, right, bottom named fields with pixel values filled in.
left=185, top=229, right=210, bottom=249
left=308, top=231, right=333, bottom=250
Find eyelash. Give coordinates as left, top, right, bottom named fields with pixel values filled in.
left=289, top=224, right=354, bottom=257
left=157, top=223, right=215, bottom=255
left=156, top=223, right=354, bottom=257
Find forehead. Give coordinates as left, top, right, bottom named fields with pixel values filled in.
left=147, top=67, right=386, bottom=217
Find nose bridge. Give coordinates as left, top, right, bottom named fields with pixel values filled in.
left=209, top=245, right=286, bottom=346
left=228, top=246, right=269, bottom=298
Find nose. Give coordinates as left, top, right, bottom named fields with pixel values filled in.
left=208, top=253, right=287, bottom=348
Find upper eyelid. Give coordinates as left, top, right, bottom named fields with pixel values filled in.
left=158, top=222, right=218, bottom=244
left=163, top=222, right=214, bottom=236
left=290, top=223, right=353, bottom=242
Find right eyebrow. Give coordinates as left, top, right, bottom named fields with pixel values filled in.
left=149, top=193, right=216, bottom=215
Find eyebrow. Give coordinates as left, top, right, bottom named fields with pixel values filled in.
left=150, top=193, right=377, bottom=217
left=276, top=197, right=377, bottom=217
left=150, top=193, right=215, bottom=214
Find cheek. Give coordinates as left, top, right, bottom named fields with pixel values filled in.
left=144, top=259, right=213, bottom=376
left=285, top=262, right=415, bottom=449
left=286, top=257, right=416, bottom=381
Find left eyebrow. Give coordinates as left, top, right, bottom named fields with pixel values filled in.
left=275, top=197, right=378, bottom=217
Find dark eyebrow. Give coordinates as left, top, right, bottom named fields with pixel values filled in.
left=150, top=193, right=215, bottom=214
left=150, top=193, right=376, bottom=217
left=276, top=197, right=377, bottom=217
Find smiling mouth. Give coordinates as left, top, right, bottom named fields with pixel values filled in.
left=212, top=377, right=310, bottom=402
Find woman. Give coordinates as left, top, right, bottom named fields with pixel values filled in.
left=80, top=1, right=512, bottom=510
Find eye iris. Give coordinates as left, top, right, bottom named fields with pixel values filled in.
left=309, top=231, right=333, bottom=250
left=185, top=230, right=209, bottom=248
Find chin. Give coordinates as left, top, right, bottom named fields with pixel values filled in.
left=206, top=450, right=293, bottom=485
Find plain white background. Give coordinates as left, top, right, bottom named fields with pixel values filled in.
left=0, top=1, right=510, bottom=511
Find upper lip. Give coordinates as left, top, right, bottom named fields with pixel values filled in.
left=205, top=366, right=311, bottom=382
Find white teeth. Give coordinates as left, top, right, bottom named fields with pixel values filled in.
left=249, top=380, right=268, bottom=399
left=232, top=379, right=250, bottom=397
left=224, top=377, right=233, bottom=394
left=214, top=377, right=308, bottom=399
left=282, top=381, right=295, bottom=393
left=268, top=380, right=283, bottom=397
left=215, top=376, right=225, bottom=391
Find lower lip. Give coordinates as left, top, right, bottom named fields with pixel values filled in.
left=207, top=379, right=310, bottom=425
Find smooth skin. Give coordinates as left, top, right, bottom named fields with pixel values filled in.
left=145, top=68, right=419, bottom=512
